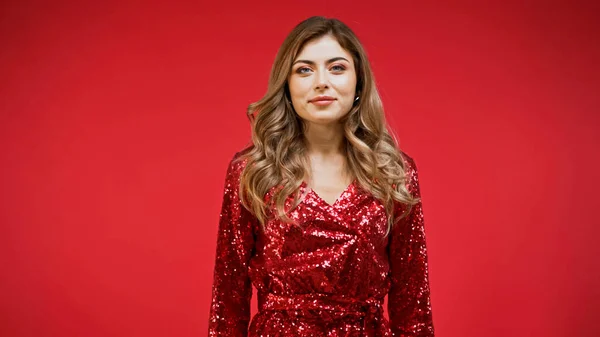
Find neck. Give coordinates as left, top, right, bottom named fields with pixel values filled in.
left=302, top=122, right=346, bottom=157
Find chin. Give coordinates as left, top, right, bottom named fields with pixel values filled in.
left=308, top=115, right=345, bottom=125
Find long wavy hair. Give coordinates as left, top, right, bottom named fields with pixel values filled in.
left=236, top=16, right=419, bottom=237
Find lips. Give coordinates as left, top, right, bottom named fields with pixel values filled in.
left=309, top=96, right=336, bottom=103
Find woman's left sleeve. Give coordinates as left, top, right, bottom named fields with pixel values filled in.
left=388, top=157, right=435, bottom=337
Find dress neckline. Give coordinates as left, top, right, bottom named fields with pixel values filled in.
left=301, top=179, right=357, bottom=207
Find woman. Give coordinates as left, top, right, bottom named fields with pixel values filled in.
left=208, top=16, right=435, bottom=337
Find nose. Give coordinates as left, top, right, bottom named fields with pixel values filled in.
left=314, top=69, right=329, bottom=90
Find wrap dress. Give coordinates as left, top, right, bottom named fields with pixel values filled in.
left=208, top=150, right=435, bottom=336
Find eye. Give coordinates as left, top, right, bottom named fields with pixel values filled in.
left=296, top=67, right=312, bottom=74
left=331, top=64, right=346, bottom=72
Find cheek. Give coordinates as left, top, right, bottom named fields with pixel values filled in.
left=288, top=78, right=310, bottom=97
left=332, top=76, right=357, bottom=94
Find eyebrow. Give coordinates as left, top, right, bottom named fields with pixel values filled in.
left=292, top=57, right=350, bottom=66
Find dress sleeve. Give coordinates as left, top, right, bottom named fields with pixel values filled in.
left=388, top=156, right=435, bottom=336
left=208, top=153, right=256, bottom=336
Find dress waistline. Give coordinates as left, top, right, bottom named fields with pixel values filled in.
left=259, top=292, right=385, bottom=336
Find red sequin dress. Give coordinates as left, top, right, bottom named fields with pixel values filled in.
left=208, top=150, right=435, bottom=336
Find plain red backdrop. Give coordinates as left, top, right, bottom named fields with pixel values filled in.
left=1, top=1, right=598, bottom=336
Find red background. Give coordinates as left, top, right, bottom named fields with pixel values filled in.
left=1, top=1, right=598, bottom=336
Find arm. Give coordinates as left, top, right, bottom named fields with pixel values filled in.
left=208, top=153, right=256, bottom=336
left=388, top=156, right=435, bottom=336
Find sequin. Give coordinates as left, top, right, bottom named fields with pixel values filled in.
left=208, top=150, right=435, bottom=336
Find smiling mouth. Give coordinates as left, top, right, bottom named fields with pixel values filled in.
left=310, top=99, right=335, bottom=106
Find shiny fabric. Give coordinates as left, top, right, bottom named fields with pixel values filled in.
left=208, top=150, right=435, bottom=336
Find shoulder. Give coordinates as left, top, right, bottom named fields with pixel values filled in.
left=225, top=146, right=253, bottom=181
left=398, top=149, right=421, bottom=195
left=398, top=150, right=418, bottom=175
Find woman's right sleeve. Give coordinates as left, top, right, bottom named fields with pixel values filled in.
left=208, top=154, right=256, bottom=336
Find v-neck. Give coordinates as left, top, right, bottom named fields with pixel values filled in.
left=301, top=179, right=356, bottom=207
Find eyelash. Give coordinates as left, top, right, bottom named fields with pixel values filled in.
left=297, top=65, right=346, bottom=74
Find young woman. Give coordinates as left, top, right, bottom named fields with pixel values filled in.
left=208, top=16, right=435, bottom=337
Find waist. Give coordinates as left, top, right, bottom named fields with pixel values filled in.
left=257, top=292, right=387, bottom=336
left=259, top=292, right=384, bottom=316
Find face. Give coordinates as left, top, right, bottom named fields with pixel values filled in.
left=287, top=34, right=357, bottom=126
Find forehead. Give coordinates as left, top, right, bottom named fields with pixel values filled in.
left=294, top=35, right=353, bottom=62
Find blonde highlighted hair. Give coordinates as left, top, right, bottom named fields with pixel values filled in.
left=236, top=16, right=419, bottom=237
